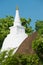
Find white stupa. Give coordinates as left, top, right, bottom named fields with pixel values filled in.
left=1, top=7, right=28, bottom=52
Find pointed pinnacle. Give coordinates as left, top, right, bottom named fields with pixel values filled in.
left=16, top=6, right=19, bottom=10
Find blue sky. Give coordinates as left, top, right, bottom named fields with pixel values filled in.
left=0, top=0, right=43, bottom=29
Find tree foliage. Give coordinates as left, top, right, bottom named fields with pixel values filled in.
left=35, top=20, right=43, bottom=34
left=0, top=49, right=40, bottom=65
left=32, top=35, right=43, bottom=58
left=0, top=16, right=14, bottom=48
left=32, top=20, right=43, bottom=62
left=21, top=18, right=33, bottom=35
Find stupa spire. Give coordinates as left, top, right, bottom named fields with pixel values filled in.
left=16, top=6, right=19, bottom=10
left=14, top=6, right=21, bottom=26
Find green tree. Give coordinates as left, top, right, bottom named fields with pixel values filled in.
left=21, top=18, right=33, bottom=35
left=0, top=49, right=40, bottom=65
left=0, top=16, right=14, bottom=49
left=32, top=20, right=43, bottom=63
left=32, top=35, right=43, bottom=58
left=35, top=20, right=43, bottom=35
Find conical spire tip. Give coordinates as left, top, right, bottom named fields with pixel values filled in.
left=16, top=6, right=19, bottom=10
